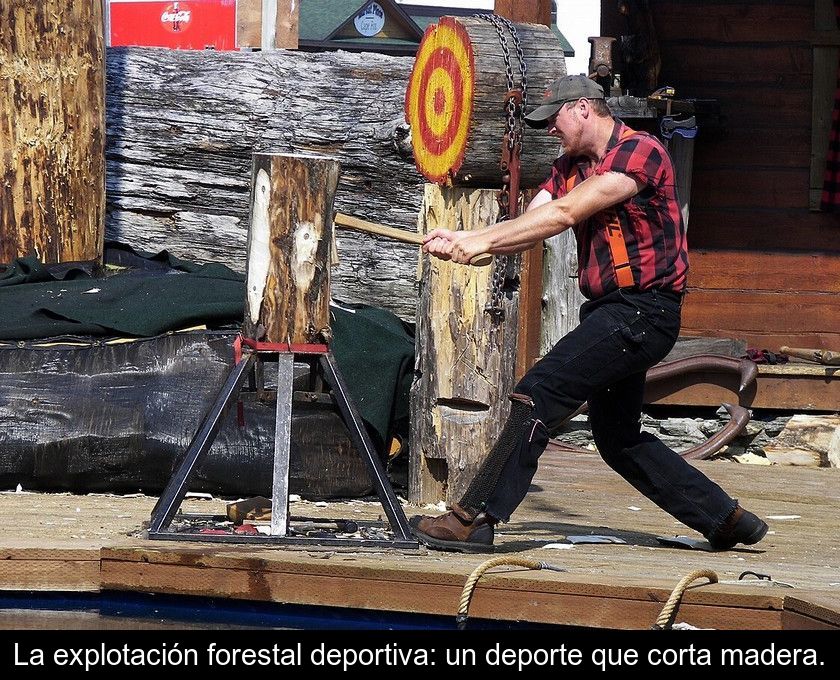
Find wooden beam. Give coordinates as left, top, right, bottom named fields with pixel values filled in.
left=516, top=244, right=544, bottom=380
left=494, top=0, right=552, bottom=26
left=272, top=0, right=300, bottom=50
left=0, top=545, right=101, bottom=592
left=100, top=546, right=791, bottom=630
left=236, top=0, right=262, bottom=48
left=238, top=0, right=299, bottom=49
left=645, top=362, right=840, bottom=411
left=810, top=0, right=839, bottom=208
left=487, top=2, right=556, bottom=378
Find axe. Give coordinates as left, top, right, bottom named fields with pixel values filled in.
left=334, top=213, right=493, bottom=267
left=780, top=346, right=840, bottom=366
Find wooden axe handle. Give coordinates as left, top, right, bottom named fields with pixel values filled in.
left=333, top=213, right=493, bottom=267
left=780, top=346, right=840, bottom=365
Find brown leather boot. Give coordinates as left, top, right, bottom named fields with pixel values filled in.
left=707, top=505, right=768, bottom=550
left=409, top=503, right=495, bottom=553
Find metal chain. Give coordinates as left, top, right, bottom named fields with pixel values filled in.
left=474, top=14, right=528, bottom=321
left=493, top=15, right=528, bottom=116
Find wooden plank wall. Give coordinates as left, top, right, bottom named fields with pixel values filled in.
left=602, top=1, right=840, bottom=350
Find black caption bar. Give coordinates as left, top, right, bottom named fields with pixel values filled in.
left=3, top=630, right=836, bottom=675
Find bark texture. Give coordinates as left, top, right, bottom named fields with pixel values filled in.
left=105, top=47, right=423, bottom=319
left=409, top=186, right=520, bottom=504
left=0, top=0, right=105, bottom=264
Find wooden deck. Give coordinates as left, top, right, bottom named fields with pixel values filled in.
left=1, top=450, right=838, bottom=629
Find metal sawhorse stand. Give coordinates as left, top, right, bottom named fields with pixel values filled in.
left=147, top=338, right=419, bottom=550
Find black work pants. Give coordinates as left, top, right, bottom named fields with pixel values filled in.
left=483, top=288, right=738, bottom=539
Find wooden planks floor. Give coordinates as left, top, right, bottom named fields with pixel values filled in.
left=1, top=450, right=838, bottom=629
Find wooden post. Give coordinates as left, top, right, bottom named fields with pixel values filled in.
left=273, top=0, right=300, bottom=49
left=0, top=0, right=105, bottom=265
left=242, top=153, right=340, bottom=345
left=409, top=186, right=520, bottom=505
left=493, top=3, right=555, bottom=379
left=494, top=0, right=552, bottom=26
left=541, top=230, right=587, bottom=354
left=236, top=0, right=263, bottom=47
left=238, top=0, right=299, bottom=50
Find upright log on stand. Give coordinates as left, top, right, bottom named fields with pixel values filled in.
left=242, top=153, right=339, bottom=345
left=406, top=16, right=566, bottom=504
left=0, top=0, right=105, bottom=265
left=242, top=152, right=340, bottom=535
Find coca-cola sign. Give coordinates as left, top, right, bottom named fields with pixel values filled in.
left=161, top=2, right=192, bottom=33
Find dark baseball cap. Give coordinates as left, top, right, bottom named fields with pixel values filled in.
left=524, top=74, right=605, bottom=128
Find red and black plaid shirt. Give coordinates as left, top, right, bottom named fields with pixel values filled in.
left=539, top=121, right=689, bottom=300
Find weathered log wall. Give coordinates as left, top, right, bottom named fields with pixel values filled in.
left=105, top=47, right=423, bottom=319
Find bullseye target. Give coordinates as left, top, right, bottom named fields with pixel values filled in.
left=405, top=17, right=475, bottom=184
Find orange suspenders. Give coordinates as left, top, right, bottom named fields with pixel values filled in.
left=564, top=128, right=636, bottom=289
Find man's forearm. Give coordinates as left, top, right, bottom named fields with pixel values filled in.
left=483, top=201, right=575, bottom=253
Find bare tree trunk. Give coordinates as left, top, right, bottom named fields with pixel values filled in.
left=1, top=0, right=105, bottom=265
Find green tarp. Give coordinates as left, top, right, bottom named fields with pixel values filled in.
left=0, top=243, right=414, bottom=453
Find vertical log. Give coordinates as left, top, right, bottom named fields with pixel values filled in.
left=236, top=0, right=262, bottom=48
left=409, top=186, right=520, bottom=505
left=516, top=242, right=544, bottom=379
left=273, top=0, right=300, bottom=49
left=494, top=0, right=552, bottom=26
left=542, top=231, right=587, bottom=354
left=237, top=1, right=298, bottom=50
left=0, top=0, right=105, bottom=265
left=242, top=153, right=340, bottom=345
left=491, top=2, right=555, bottom=379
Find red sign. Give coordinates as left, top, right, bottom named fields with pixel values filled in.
left=109, top=0, right=237, bottom=51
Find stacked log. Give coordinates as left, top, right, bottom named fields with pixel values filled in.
left=105, top=47, right=421, bottom=319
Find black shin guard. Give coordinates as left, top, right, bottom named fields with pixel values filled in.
left=458, top=395, right=535, bottom=517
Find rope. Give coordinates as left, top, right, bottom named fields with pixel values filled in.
left=456, top=556, right=564, bottom=630
left=652, top=569, right=719, bottom=630
left=457, top=560, right=718, bottom=631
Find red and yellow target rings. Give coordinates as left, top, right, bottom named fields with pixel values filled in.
left=405, top=17, right=475, bottom=184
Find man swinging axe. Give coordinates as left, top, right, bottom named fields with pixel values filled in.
left=410, top=75, right=768, bottom=553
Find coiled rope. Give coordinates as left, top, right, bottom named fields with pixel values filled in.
left=457, top=556, right=565, bottom=630
left=651, top=569, right=719, bottom=630
left=457, top=558, right=719, bottom=631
